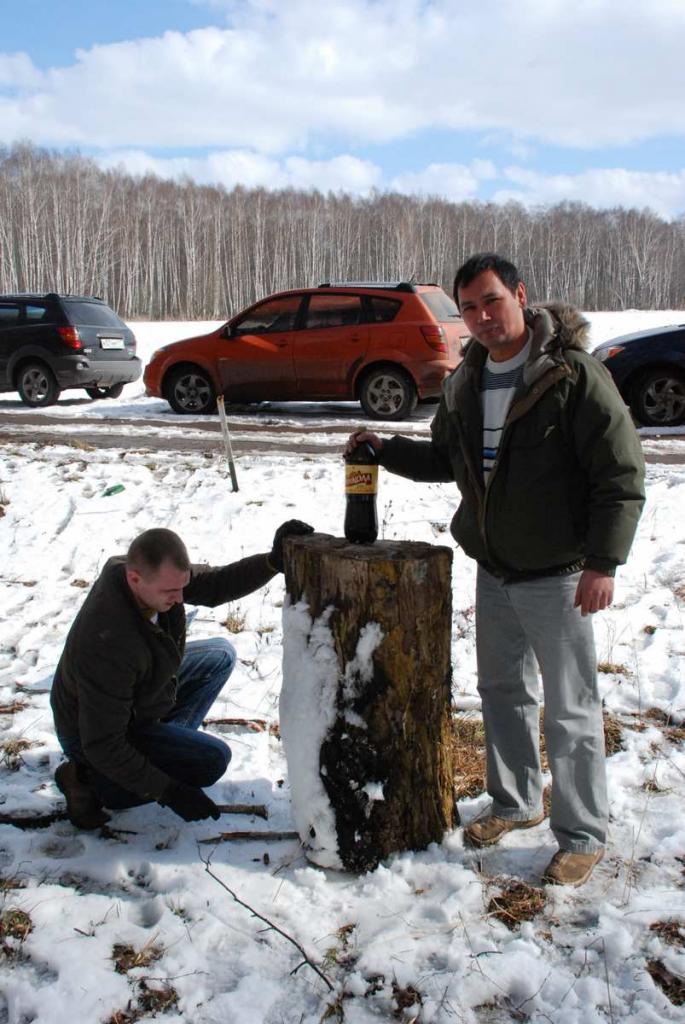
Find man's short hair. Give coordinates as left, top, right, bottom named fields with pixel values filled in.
left=453, top=253, right=522, bottom=307
left=126, top=529, right=190, bottom=575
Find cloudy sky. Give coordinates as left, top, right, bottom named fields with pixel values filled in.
left=2, top=0, right=685, bottom=217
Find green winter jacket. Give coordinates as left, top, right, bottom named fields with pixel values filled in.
left=379, top=304, right=646, bottom=578
left=51, top=554, right=276, bottom=800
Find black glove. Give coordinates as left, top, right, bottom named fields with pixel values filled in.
left=159, top=780, right=220, bottom=822
left=268, top=519, right=314, bottom=572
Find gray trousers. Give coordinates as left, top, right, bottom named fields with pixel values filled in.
left=476, top=566, right=607, bottom=852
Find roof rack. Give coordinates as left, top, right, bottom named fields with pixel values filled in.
left=0, top=292, right=103, bottom=301
left=318, top=281, right=418, bottom=293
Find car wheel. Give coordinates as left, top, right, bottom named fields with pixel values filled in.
left=359, top=366, right=418, bottom=420
left=16, top=362, right=61, bottom=407
left=632, top=368, right=685, bottom=427
left=166, top=366, right=217, bottom=414
left=85, top=384, right=125, bottom=400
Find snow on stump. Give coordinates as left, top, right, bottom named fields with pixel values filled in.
left=280, top=533, right=456, bottom=872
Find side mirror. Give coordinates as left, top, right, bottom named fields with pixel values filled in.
left=223, top=322, right=235, bottom=339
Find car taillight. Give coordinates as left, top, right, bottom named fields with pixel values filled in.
left=420, top=324, right=447, bottom=353
left=57, top=326, right=82, bottom=350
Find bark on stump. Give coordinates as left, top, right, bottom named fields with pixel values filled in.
left=281, top=533, right=456, bottom=872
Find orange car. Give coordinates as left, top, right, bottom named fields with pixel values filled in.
left=144, top=282, right=469, bottom=420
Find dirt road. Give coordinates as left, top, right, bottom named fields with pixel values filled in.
left=0, top=409, right=683, bottom=463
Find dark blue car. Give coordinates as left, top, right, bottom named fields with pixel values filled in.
left=593, top=323, right=685, bottom=427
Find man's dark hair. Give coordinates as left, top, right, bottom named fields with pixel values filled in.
left=126, top=529, right=190, bottom=575
left=453, top=252, right=522, bottom=308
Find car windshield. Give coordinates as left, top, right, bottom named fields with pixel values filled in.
left=64, top=301, right=127, bottom=329
left=421, top=292, right=461, bottom=321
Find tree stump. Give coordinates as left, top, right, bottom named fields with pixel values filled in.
left=280, top=533, right=456, bottom=872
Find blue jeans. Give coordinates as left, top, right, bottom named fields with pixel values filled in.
left=59, top=637, right=236, bottom=809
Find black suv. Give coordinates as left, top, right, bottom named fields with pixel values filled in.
left=0, top=293, right=141, bottom=407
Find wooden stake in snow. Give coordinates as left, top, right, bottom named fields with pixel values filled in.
left=216, top=394, right=239, bottom=492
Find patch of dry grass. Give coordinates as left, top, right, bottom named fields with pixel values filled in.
left=646, top=958, right=685, bottom=1005
left=137, top=982, right=179, bottom=1015
left=598, top=660, right=631, bottom=676
left=391, top=981, right=422, bottom=1018
left=66, top=439, right=95, bottom=452
left=0, top=738, right=37, bottom=771
left=112, top=939, right=164, bottom=974
left=0, top=908, right=32, bottom=942
left=0, top=701, right=28, bottom=715
left=451, top=715, right=486, bottom=799
left=487, top=878, right=546, bottom=931
left=0, top=875, right=27, bottom=892
left=642, top=778, right=668, bottom=793
left=322, top=923, right=357, bottom=973
left=641, top=708, right=685, bottom=744
left=106, top=981, right=179, bottom=1023
left=542, top=783, right=552, bottom=818
left=603, top=710, right=625, bottom=756
left=650, top=920, right=685, bottom=947
left=224, top=609, right=246, bottom=633
left=0, top=907, right=33, bottom=960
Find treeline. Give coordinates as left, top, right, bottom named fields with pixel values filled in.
left=1, top=143, right=683, bottom=317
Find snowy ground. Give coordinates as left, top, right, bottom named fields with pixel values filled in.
left=0, top=311, right=684, bottom=1023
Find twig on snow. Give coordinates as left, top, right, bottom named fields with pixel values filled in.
left=213, top=803, right=268, bottom=820
left=198, top=829, right=297, bottom=844
left=200, top=849, right=333, bottom=991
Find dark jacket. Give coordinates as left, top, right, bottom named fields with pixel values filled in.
left=379, top=304, right=646, bottom=578
left=51, top=554, right=275, bottom=800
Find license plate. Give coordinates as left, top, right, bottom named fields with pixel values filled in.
left=100, top=337, right=124, bottom=350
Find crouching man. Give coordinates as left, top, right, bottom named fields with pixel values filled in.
left=51, top=522, right=312, bottom=828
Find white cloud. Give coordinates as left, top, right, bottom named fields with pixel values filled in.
left=97, top=148, right=381, bottom=194
left=495, top=167, right=685, bottom=219
left=391, top=160, right=497, bottom=201
left=0, top=0, right=684, bottom=152
left=0, top=52, right=42, bottom=90
left=88, top=150, right=685, bottom=217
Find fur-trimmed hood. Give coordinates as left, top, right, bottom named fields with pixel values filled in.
left=521, top=302, right=590, bottom=387
left=526, top=302, right=590, bottom=352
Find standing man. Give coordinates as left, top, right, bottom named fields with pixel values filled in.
left=51, top=521, right=312, bottom=829
left=348, top=253, right=645, bottom=886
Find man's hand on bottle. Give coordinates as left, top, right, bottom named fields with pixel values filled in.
left=160, top=780, right=221, bottom=822
left=269, top=519, right=315, bottom=572
left=345, top=429, right=384, bottom=457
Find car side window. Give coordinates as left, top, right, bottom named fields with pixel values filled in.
left=232, top=296, right=302, bottom=335
left=366, top=297, right=401, bottom=323
left=0, top=303, right=21, bottom=325
left=304, top=295, right=364, bottom=329
left=25, top=304, right=49, bottom=322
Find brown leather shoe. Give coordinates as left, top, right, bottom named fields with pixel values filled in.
left=542, top=848, right=604, bottom=887
left=55, top=761, right=110, bottom=830
left=464, top=811, right=545, bottom=848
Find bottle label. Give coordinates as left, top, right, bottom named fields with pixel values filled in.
left=345, top=464, right=378, bottom=495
